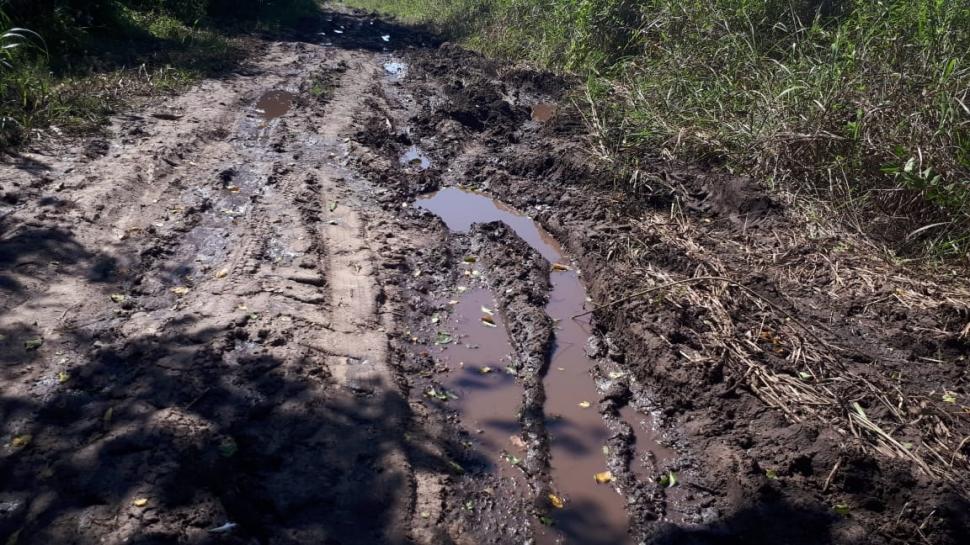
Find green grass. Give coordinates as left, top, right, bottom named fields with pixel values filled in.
left=341, top=0, right=970, bottom=259
left=0, top=0, right=320, bottom=149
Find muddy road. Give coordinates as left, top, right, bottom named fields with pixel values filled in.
left=2, top=6, right=969, bottom=545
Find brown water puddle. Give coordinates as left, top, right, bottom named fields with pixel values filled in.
left=532, top=103, right=557, bottom=123
left=432, top=287, right=523, bottom=469
left=417, top=187, right=674, bottom=544
left=255, top=90, right=295, bottom=123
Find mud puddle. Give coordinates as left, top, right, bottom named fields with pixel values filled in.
left=429, top=287, right=525, bottom=470
left=417, top=187, right=671, bottom=544
left=384, top=60, right=407, bottom=80
left=531, top=103, right=557, bottom=123
left=255, top=90, right=294, bottom=122
left=400, top=145, right=431, bottom=170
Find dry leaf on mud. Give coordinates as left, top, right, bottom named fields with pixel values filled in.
left=578, top=401, right=591, bottom=409
left=509, top=435, right=527, bottom=450
left=215, top=268, right=230, bottom=279
left=481, top=315, right=496, bottom=327
left=329, top=201, right=338, bottom=212
left=110, top=293, right=126, bottom=303
left=943, top=391, right=957, bottom=403
left=593, top=471, right=613, bottom=484
left=479, top=366, right=493, bottom=374
left=548, top=494, right=565, bottom=509
left=23, top=338, right=43, bottom=351
left=434, top=332, right=453, bottom=345
left=170, top=286, right=190, bottom=296
left=226, top=185, right=240, bottom=193
left=481, top=306, right=494, bottom=315
left=551, top=263, right=571, bottom=272
left=57, top=371, right=70, bottom=384
left=425, top=387, right=457, bottom=401
left=133, top=498, right=148, bottom=508
left=463, top=256, right=478, bottom=263
left=11, top=435, right=31, bottom=448
left=502, top=452, right=521, bottom=465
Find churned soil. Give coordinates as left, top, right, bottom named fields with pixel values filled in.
left=1, top=4, right=968, bottom=545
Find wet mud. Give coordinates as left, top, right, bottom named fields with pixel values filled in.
left=1, top=4, right=968, bottom=545
left=418, top=187, right=675, bottom=544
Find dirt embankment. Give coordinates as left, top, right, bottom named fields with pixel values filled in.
left=1, top=5, right=968, bottom=545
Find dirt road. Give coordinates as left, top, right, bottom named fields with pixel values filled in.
left=1, top=6, right=968, bottom=545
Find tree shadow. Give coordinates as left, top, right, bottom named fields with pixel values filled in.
left=0, top=314, right=455, bottom=544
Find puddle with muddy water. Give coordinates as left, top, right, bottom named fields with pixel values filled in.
left=417, top=187, right=673, bottom=544
left=532, top=103, right=557, bottom=123
left=432, top=287, right=522, bottom=461
left=255, top=90, right=294, bottom=123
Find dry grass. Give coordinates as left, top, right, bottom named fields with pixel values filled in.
left=591, top=186, right=970, bottom=491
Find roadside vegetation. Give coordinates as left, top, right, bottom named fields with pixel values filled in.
left=343, top=0, right=970, bottom=260
left=0, top=0, right=320, bottom=149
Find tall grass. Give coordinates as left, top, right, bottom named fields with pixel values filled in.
left=342, top=0, right=970, bottom=258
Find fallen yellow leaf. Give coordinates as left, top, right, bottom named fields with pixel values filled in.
left=133, top=498, right=148, bottom=507
left=11, top=435, right=31, bottom=448
left=594, top=471, right=613, bottom=484
left=215, top=267, right=230, bottom=279
left=578, top=401, right=591, bottom=408
left=551, top=263, right=571, bottom=272
left=170, top=286, right=190, bottom=296
left=548, top=493, right=565, bottom=509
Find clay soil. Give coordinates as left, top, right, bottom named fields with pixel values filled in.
left=1, top=5, right=968, bottom=545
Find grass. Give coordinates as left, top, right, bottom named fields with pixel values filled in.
left=340, top=0, right=970, bottom=259
left=0, top=0, right=321, bottom=149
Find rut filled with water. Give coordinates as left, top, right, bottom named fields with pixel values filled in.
left=417, top=187, right=673, bottom=544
